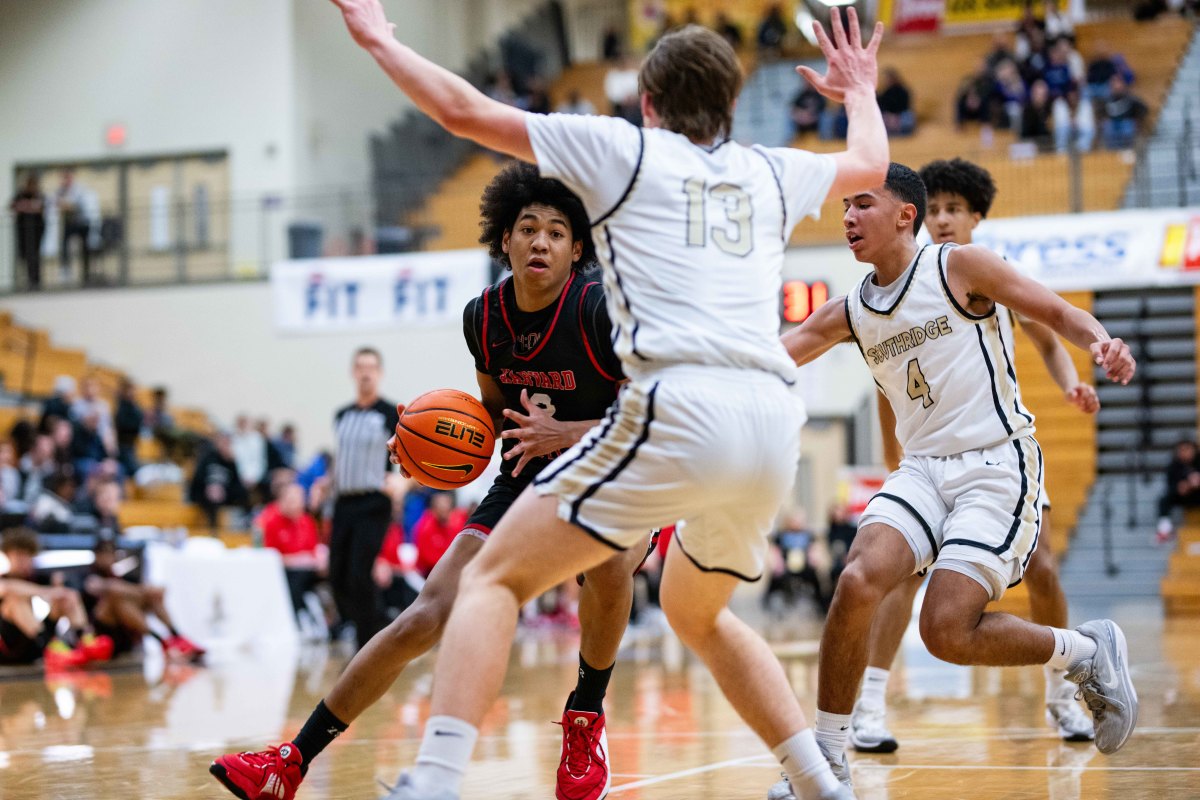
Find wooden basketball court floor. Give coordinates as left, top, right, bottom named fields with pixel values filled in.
left=1, top=596, right=1197, bottom=799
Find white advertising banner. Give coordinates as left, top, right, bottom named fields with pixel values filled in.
left=271, top=249, right=490, bottom=333
left=970, top=207, right=1200, bottom=292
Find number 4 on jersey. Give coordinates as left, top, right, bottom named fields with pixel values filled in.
left=906, top=358, right=934, bottom=408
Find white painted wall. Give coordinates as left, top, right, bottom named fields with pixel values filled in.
left=2, top=282, right=477, bottom=459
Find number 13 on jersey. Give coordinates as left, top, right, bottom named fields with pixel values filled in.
left=683, top=178, right=754, bottom=257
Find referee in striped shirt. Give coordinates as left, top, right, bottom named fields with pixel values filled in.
left=330, top=346, right=400, bottom=650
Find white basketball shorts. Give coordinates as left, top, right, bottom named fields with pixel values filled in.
left=533, top=365, right=804, bottom=581
left=861, top=434, right=1044, bottom=600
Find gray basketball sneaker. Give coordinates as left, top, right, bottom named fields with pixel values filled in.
left=1065, top=619, right=1138, bottom=755
left=765, top=741, right=852, bottom=800
left=379, top=773, right=460, bottom=800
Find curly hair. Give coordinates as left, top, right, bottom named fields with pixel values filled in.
left=918, top=158, right=997, bottom=218
left=478, top=162, right=596, bottom=272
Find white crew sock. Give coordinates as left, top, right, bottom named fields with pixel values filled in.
left=814, top=709, right=852, bottom=763
left=773, top=729, right=841, bottom=798
left=1046, top=628, right=1098, bottom=672
left=410, top=715, right=478, bottom=796
left=859, top=667, right=889, bottom=709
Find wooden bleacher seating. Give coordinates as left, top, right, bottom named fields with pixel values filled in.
left=1163, top=510, right=1200, bottom=615
left=404, top=18, right=1192, bottom=252
left=990, top=291, right=1097, bottom=616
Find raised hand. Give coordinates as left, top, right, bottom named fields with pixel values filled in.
left=1090, top=338, right=1135, bottom=385
left=797, top=7, right=884, bottom=103
left=1065, top=383, right=1100, bottom=414
left=329, top=0, right=396, bottom=51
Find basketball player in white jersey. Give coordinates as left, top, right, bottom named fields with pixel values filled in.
left=769, top=164, right=1137, bottom=798
left=845, top=158, right=1099, bottom=755
left=330, top=1, right=889, bottom=798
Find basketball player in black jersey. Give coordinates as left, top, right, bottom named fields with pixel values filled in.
left=211, top=163, right=649, bottom=800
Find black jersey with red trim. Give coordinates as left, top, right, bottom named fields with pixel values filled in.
left=463, top=271, right=624, bottom=481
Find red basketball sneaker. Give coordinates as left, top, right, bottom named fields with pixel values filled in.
left=80, top=633, right=114, bottom=663
left=165, top=634, right=206, bottom=663
left=210, top=743, right=304, bottom=800
left=42, top=638, right=88, bottom=671
left=555, top=707, right=611, bottom=800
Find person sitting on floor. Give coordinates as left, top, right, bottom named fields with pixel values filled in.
left=82, top=539, right=205, bottom=663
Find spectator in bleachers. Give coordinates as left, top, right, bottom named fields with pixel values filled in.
left=256, top=418, right=288, bottom=483
left=18, top=435, right=55, bottom=504
left=9, top=173, right=45, bottom=290
left=0, top=443, right=22, bottom=511
left=297, top=450, right=332, bottom=498
left=486, top=69, right=520, bottom=107
left=984, top=34, right=1015, bottom=72
left=70, top=410, right=110, bottom=478
left=82, top=539, right=204, bottom=662
left=39, top=376, right=76, bottom=432
left=956, top=59, right=999, bottom=128
left=1042, top=0, right=1074, bottom=41
left=1101, top=74, right=1147, bottom=150
left=31, top=469, right=78, bottom=532
left=878, top=67, right=916, bottom=136
left=523, top=77, right=551, bottom=115
left=9, top=420, right=36, bottom=462
left=1041, top=38, right=1076, bottom=100
left=827, top=504, right=858, bottom=587
left=231, top=415, right=267, bottom=502
left=993, top=58, right=1029, bottom=131
left=763, top=507, right=829, bottom=613
left=114, top=379, right=143, bottom=478
left=1052, top=85, right=1095, bottom=153
left=49, top=417, right=73, bottom=466
left=1156, top=439, right=1200, bottom=543
left=819, top=101, right=849, bottom=141
left=555, top=89, right=596, bottom=116
left=188, top=431, right=247, bottom=533
left=258, top=483, right=327, bottom=616
left=600, top=27, right=621, bottom=62
left=756, top=4, right=788, bottom=57
left=791, top=78, right=825, bottom=136
left=716, top=12, right=743, bottom=50
left=1014, top=2, right=1045, bottom=62
left=411, top=491, right=467, bottom=577
left=1086, top=42, right=1134, bottom=101
left=1020, top=79, right=1055, bottom=150
left=273, top=423, right=298, bottom=470
left=1019, top=27, right=1050, bottom=85
left=70, top=376, right=115, bottom=448
left=76, top=476, right=122, bottom=537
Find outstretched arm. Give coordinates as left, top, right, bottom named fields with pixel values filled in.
left=798, top=8, right=889, bottom=200
left=330, top=0, right=533, bottom=161
left=1015, top=315, right=1099, bottom=413
left=948, top=245, right=1135, bottom=384
left=781, top=297, right=854, bottom=366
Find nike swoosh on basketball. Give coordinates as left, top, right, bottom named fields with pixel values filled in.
left=422, top=462, right=473, bottom=475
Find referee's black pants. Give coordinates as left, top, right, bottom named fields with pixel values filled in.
left=329, top=491, right=392, bottom=650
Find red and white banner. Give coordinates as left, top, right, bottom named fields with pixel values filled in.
left=889, top=0, right=943, bottom=33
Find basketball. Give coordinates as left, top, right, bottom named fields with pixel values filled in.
left=393, top=389, right=496, bottom=490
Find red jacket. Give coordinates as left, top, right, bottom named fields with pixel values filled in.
left=413, top=509, right=468, bottom=575
left=258, top=503, right=319, bottom=557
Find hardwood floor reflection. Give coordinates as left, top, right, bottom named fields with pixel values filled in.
left=0, top=600, right=1197, bottom=799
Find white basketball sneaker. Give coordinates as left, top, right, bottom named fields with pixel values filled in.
left=766, top=740, right=852, bottom=800
left=849, top=699, right=899, bottom=753
left=1045, top=676, right=1095, bottom=742
left=1066, top=619, right=1138, bottom=754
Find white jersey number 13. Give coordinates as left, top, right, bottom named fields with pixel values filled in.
left=683, top=178, right=754, bottom=257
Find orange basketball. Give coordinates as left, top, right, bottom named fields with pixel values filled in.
left=394, top=389, right=496, bottom=490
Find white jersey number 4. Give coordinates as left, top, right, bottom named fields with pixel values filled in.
left=682, top=178, right=754, bottom=257
left=906, top=358, right=935, bottom=408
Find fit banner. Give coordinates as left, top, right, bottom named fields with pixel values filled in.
left=271, top=249, right=490, bottom=333
left=883, top=0, right=944, bottom=33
